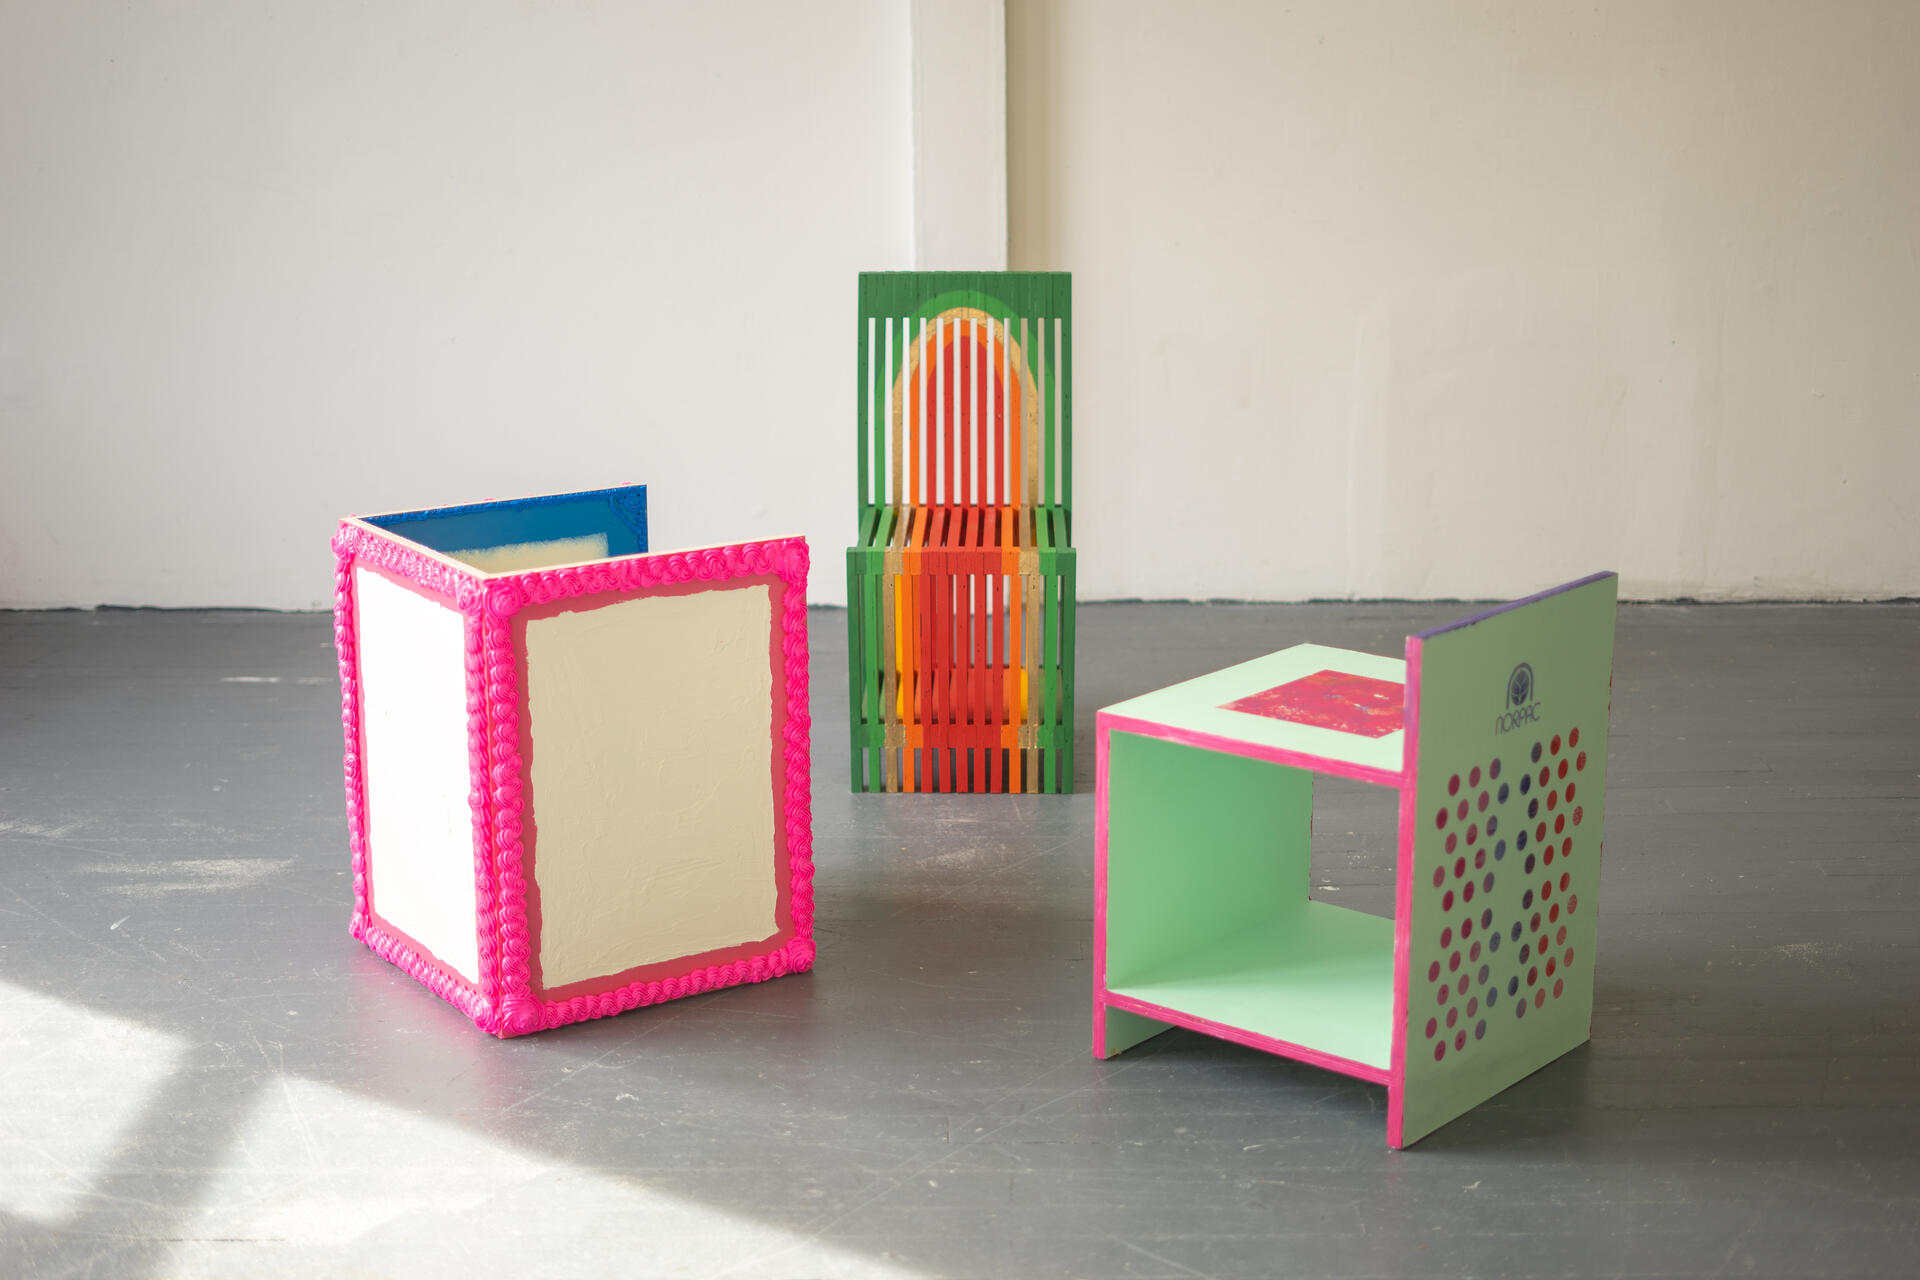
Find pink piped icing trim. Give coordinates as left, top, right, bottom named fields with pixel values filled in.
left=333, top=522, right=814, bottom=1038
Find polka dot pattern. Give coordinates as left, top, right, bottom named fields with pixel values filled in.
left=1420, top=726, right=1592, bottom=1064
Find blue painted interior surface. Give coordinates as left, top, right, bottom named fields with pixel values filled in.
left=367, top=485, right=647, bottom=559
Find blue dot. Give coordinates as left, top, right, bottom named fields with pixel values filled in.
left=1489, top=932, right=1501, bottom=953
left=1516, top=999, right=1527, bottom=1018
left=1481, top=908, right=1493, bottom=928
left=1517, top=831, right=1529, bottom=851
left=1523, top=889, right=1534, bottom=908
left=1532, top=742, right=1543, bottom=763
left=1498, top=782, right=1510, bottom=803
left=1528, top=798, right=1539, bottom=818
left=1508, top=976, right=1520, bottom=996
left=1494, top=839, right=1507, bottom=860
left=1521, top=774, right=1532, bottom=795
left=1524, top=853, right=1536, bottom=873
left=1510, top=922, right=1523, bottom=941
left=1475, top=1020, right=1487, bottom=1040
left=1488, top=987, right=1499, bottom=1007
left=1520, top=943, right=1531, bottom=963
left=1483, top=873, right=1495, bottom=892
left=1478, top=964, right=1489, bottom=984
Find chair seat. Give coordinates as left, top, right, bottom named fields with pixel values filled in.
left=855, top=503, right=1072, bottom=564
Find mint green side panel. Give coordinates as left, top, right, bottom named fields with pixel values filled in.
left=1099, top=1004, right=1172, bottom=1058
left=1103, top=732, right=1313, bottom=986
left=1398, top=575, right=1617, bottom=1147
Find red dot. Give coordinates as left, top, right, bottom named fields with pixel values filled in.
left=1547, top=791, right=1558, bottom=811
left=1437, top=986, right=1449, bottom=1006
left=1440, top=927, right=1452, bottom=947
left=1454, top=1030, right=1467, bottom=1051
left=1475, top=848, right=1487, bottom=870
left=1531, top=911, right=1542, bottom=932
left=1458, top=975, right=1469, bottom=995
left=1467, top=823, right=1479, bottom=844
left=1576, top=750, right=1587, bottom=771
left=1558, top=759, right=1569, bottom=779
left=1462, top=918, right=1474, bottom=939
left=1443, top=890, right=1454, bottom=911
left=1554, top=814, right=1566, bottom=834
left=1468, top=766, right=1481, bottom=787
left=1528, top=966, right=1538, bottom=987
left=1569, top=727, right=1580, bottom=748
left=1544, top=847, right=1555, bottom=866
left=1433, top=867, right=1445, bottom=888
left=1436, top=809, right=1448, bottom=829
left=1560, top=872, right=1570, bottom=891
left=1449, top=951, right=1461, bottom=972
left=1542, top=880, right=1553, bottom=900
left=1550, top=903, right=1561, bottom=923
left=1470, top=940, right=1482, bottom=961
left=1546, top=957, right=1557, bottom=977
left=1535, top=989, right=1546, bottom=1008
left=1477, top=791, right=1489, bottom=812
left=1449, top=774, right=1461, bottom=796
left=1454, top=857, right=1466, bottom=879
left=1426, top=1017, right=1438, bottom=1039
left=1553, top=978, right=1564, bottom=998
left=1446, top=832, right=1458, bottom=854
left=1490, top=758, right=1502, bottom=779
left=1551, top=734, right=1561, bottom=754
left=1537, top=823, right=1548, bottom=841
left=1566, top=782, right=1577, bottom=801
left=1467, top=996, right=1479, bottom=1016
left=1573, top=806, right=1584, bottom=826
left=1556, top=925, right=1567, bottom=946
left=1540, top=767, right=1550, bottom=786
left=1562, top=837, right=1573, bottom=856
left=1564, top=947, right=1575, bottom=966
left=1568, top=893, right=1579, bottom=913
left=1447, top=1006, right=1459, bottom=1028
left=1464, top=882, right=1476, bottom=903
left=1435, top=1042, right=1446, bottom=1061
left=1457, top=799, right=1469, bottom=820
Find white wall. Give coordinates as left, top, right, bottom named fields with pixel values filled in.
left=1010, top=0, right=1920, bottom=600
left=0, top=1, right=914, bottom=608
left=6, top=2, right=1917, bottom=607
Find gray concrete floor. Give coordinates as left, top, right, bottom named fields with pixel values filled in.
left=1, top=601, right=1916, bottom=1279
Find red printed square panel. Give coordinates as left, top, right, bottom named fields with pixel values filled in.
left=1223, top=669, right=1406, bottom=738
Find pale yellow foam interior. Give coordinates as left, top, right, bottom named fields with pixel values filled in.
left=525, top=582, right=778, bottom=988
left=447, top=533, right=611, bottom=574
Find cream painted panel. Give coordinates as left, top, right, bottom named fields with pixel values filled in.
left=446, top=533, right=610, bottom=574
left=355, top=567, right=481, bottom=985
left=526, top=583, right=777, bottom=988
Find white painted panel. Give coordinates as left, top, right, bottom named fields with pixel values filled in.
left=355, top=567, right=481, bottom=985
left=525, top=583, right=777, bottom=988
left=446, top=532, right=609, bottom=574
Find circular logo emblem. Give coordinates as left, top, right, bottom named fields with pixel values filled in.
left=1507, top=663, right=1534, bottom=708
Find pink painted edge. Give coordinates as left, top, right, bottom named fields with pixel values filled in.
left=474, top=537, right=815, bottom=1038
left=1096, top=712, right=1404, bottom=789
left=1101, top=991, right=1391, bottom=1086
left=1091, top=722, right=1112, bottom=1057
left=1385, top=634, right=1426, bottom=1150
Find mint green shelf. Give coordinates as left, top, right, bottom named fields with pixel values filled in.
left=1107, top=901, right=1395, bottom=1071
left=1100, top=643, right=1406, bottom=780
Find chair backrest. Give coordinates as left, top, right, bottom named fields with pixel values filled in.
left=1394, top=571, right=1618, bottom=1147
left=856, top=272, right=1071, bottom=519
